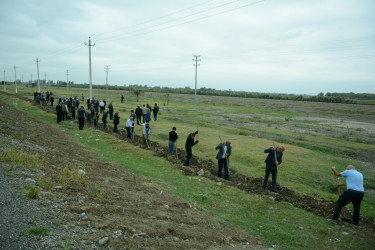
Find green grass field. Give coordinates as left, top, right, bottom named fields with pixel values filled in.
left=2, top=85, right=375, bottom=249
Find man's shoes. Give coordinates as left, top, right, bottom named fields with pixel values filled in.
left=328, top=218, right=338, bottom=224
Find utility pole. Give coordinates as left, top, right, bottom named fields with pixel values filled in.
left=14, top=65, right=17, bottom=93
left=192, top=55, right=201, bottom=105
left=35, top=57, right=41, bottom=92
left=44, top=72, right=47, bottom=85
left=3, top=70, right=5, bottom=91
left=85, top=37, right=95, bottom=100
left=104, top=65, right=110, bottom=99
left=66, top=70, right=70, bottom=93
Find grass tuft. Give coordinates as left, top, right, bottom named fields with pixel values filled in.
left=23, top=227, right=48, bottom=236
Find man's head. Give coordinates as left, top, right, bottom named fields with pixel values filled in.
left=277, top=146, right=285, bottom=153
left=346, top=165, right=355, bottom=170
left=130, top=117, right=134, bottom=120
left=172, top=126, right=176, bottom=131
left=225, top=140, right=231, bottom=146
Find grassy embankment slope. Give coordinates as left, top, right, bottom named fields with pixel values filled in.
left=5, top=86, right=375, bottom=249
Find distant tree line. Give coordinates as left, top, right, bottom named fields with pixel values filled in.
left=14, top=81, right=372, bottom=104
left=82, top=84, right=375, bottom=104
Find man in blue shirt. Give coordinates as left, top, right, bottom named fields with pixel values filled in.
left=330, top=165, right=364, bottom=225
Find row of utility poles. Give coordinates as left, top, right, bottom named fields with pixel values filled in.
left=4, top=37, right=201, bottom=105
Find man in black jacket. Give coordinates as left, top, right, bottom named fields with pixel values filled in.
left=78, top=106, right=85, bottom=130
left=262, top=145, right=285, bottom=192
left=153, top=103, right=159, bottom=121
left=108, top=102, right=114, bottom=120
left=135, top=106, right=143, bottom=125
left=169, top=127, right=178, bottom=156
left=56, top=102, right=63, bottom=124
left=184, top=129, right=199, bottom=166
left=113, top=112, right=120, bottom=133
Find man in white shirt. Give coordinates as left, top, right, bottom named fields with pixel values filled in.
left=125, top=117, right=134, bottom=140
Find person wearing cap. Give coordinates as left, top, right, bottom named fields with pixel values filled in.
left=184, top=129, right=199, bottom=166
left=262, top=145, right=285, bottom=192
left=169, top=127, right=178, bottom=155
left=329, top=165, right=364, bottom=225
left=216, top=140, right=232, bottom=180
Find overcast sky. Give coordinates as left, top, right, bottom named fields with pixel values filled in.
left=1, top=0, right=374, bottom=95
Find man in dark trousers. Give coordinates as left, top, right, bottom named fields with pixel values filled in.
left=78, top=106, right=85, bottom=130
left=169, top=127, right=178, bottom=156
left=329, top=165, right=364, bottom=225
left=216, top=140, right=232, bottom=180
left=121, top=95, right=124, bottom=103
left=108, top=102, right=114, bottom=120
left=113, top=112, right=120, bottom=133
left=184, top=129, right=199, bottom=166
left=56, top=102, right=63, bottom=124
left=153, top=103, right=159, bottom=121
left=262, top=145, right=285, bottom=192
left=135, top=106, right=143, bottom=125
left=102, top=111, right=108, bottom=129
left=50, top=95, right=54, bottom=106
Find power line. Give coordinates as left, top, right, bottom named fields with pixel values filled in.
left=66, top=69, right=70, bottom=92
left=35, top=57, right=41, bottom=92
left=104, top=65, right=110, bottom=98
left=93, top=0, right=215, bottom=39
left=193, top=55, right=201, bottom=105
left=85, top=37, right=95, bottom=100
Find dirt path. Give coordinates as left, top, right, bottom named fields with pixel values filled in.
left=0, top=94, right=263, bottom=249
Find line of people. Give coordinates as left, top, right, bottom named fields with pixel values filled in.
left=52, top=96, right=365, bottom=227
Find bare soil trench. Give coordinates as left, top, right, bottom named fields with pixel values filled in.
left=15, top=94, right=375, bottom=231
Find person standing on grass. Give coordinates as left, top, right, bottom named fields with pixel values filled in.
left=121, top=94, right=124, bottom=103
left=108, top=102, right=114, bottom=120
left=141, top=123, right=151, bottom=147
left=262, top=145, right=285, bottom=192
left=329, top=165, right=364, bottom=225
left=102, top=111, right=108, bottom=129
left=216, top=140, right=232, bottom=180
left=135, top=106, right=143, bottom=125
left=78, top=106, right=85, bottom=130
left=50, top=95, right=54, bottom=106
left=142, top=105, right=147, bottom=123
left=125, top=117, right=134, bottom=140
left=145, top=108, right=151, bottom=123
left=71, top=103, right=76, bottom=120
left=113, top=112, right=120, bottom=133
left=99, top=100, right=105, bottom=114
left=56, top=102, right=62, bottom=124
left=168, top=127, right=178, bottom=156
left=153, top=103, right=159, bottom=121
left=184, top=129, right=199, bottom=166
